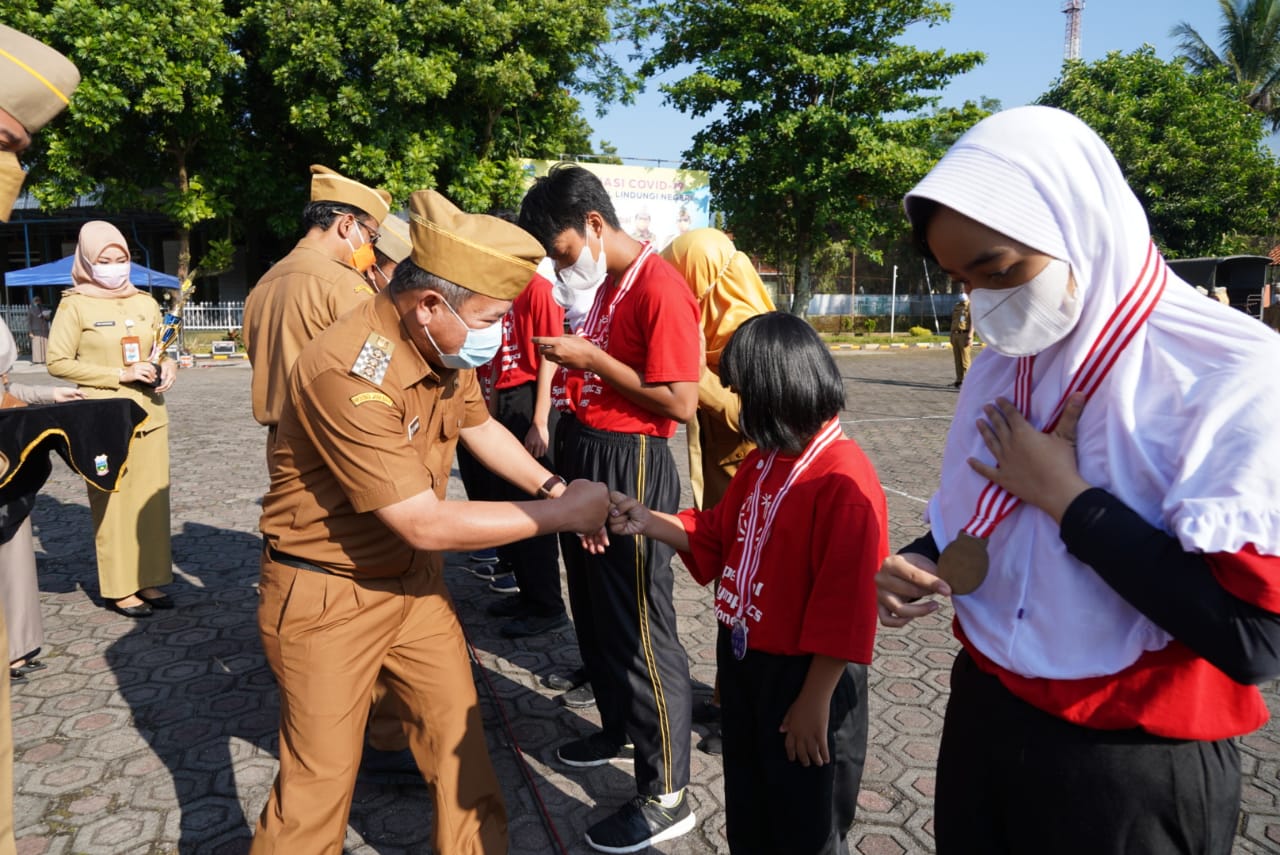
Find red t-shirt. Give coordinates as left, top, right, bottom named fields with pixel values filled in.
left=485, top=271, right=564, bottom=391
left=677, top=441, right=890, bottom=664
left=964, top=545, right=1280, bottom=740
left=562, top=252, right=701, bottom=438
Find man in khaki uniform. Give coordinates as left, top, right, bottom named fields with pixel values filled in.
left=250, top=188, right=611, bottom=855
left=367, top=212, right=411, bottom=292
left=0, top=24, right=80, bottom=855
left=949, top=292, right=973, bottom=388
left=242, top=164, right=392, bottom=435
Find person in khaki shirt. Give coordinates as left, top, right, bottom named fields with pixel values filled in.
left=0, top=27, right=79, bottom=855
left=242, top=164, right=392, bottom=432
left=949, top=292, right=973, bottom=387
left=250, top=189, right=610, bottom=855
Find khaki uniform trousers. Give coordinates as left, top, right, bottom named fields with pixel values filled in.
left=251, top=556, right=507, bottom=855
left=950, top=334, right=971, bottom=383
left=0, top=611, right=14, bottom=855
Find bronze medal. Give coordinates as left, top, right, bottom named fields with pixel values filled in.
left=937, top=531, right=990, bottom=595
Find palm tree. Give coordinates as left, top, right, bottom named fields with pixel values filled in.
left=1172, top=0, right=1280, bottom=130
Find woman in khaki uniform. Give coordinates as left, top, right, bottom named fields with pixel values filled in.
left=662, top=228, right=775, bottom=509
left=47, top=221, right=176, bottom=617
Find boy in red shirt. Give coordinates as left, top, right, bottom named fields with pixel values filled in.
left=518, top=164, right=701, bottom=853
left=609, top=312, right=889, bottom=854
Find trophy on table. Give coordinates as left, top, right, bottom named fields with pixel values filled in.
left=142, top=273, right=198, bottom=387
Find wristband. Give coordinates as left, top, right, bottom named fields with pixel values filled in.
left=537, top=474, right=568, bottom=499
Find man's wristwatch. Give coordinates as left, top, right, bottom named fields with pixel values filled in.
left=537, top=474, right=568, bottom=499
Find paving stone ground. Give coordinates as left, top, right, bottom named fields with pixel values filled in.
left=8, top=350, right=1280, bottom=854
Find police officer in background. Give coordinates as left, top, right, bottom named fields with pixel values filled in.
left=949, top=292, right=973, bottom=388
left=249, top=188, right=610, bottom=855
left=0, top=24, right=81, bottom=855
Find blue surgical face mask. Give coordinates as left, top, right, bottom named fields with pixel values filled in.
left=424, top=297, right=502, bottom=369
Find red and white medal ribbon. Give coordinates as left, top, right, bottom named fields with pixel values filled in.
left=959, top=242, right=1168, bottom=541
left=553, top=243, right=656, bottom=413
left=729, top=417, right=844, bottom=658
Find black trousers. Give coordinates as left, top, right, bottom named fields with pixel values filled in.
left=556, top=415, right=692, bottom=796
left=936, top=649, right=1241, bottom=855
left=718, top=627, right=866, bottom=855
left=456, top=386, right=564, bottom=615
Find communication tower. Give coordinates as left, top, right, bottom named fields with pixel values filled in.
left=1063, top=0, right=1084, bottom=61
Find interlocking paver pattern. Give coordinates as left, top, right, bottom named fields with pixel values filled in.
left=8, top=349, right=1278, bottom=853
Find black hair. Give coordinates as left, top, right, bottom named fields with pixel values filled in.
left=302, top=201, right=371, bottom=232
left=387, top=257, right=471, bottom=307
left=517, top=163, right=621, bottom=252
left=718, top=312, right=845, bottom=454
left=906, top=197, right=940, bottom=261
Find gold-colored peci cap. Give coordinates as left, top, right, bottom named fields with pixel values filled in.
left=407, top=189, right=543, bottom=300
left=309, top=165, right=392, bottom=225
left=376, top=213, right=412, bottom=264
left=0, top=25, right=80, bottom=133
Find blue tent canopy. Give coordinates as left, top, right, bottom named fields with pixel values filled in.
left=4, top=255, right=180, bottom=289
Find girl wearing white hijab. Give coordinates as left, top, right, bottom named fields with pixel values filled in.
left=877, top=106, right=1280, bottom=854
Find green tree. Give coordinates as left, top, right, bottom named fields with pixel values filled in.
left=1172, top=0, right=1280, bottom=130
left=1, top=0, right=244, bottom=280
left=238, top=0, right=637, bottom=240
left=1039, top=47, right=1280, bottom=256
left=630, top=0, right=983, bottom=314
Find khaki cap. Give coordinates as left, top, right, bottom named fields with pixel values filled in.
left=407, top=189, right=543, bottom=300
left=309, top=165, right=392, bottom=225
left=377, top=213, right=412, bottom=264
left=0, top=26, right=80, bottom=133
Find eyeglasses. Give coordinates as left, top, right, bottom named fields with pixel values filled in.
left=353, top=218, right=380, bottom=245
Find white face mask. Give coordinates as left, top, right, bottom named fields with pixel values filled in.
left=556, top=227, right=608, bottom=293
left=91, top=262, right=132, bottom=289
left=969, top=258, right=1081, bottom=357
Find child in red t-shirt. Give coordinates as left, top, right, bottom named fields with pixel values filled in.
left=608, top=312, right=889, bottom=854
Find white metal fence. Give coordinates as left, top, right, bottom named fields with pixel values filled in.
left=1, top=301, right=246, bottom=354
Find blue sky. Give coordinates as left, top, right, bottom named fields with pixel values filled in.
left=579, top=1, right=1228, bottom=166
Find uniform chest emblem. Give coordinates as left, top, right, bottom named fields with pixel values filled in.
left=350, top=333, right=394, bottom=385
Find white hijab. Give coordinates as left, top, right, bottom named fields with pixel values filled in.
left=906, top=106, right=1280, bottom=680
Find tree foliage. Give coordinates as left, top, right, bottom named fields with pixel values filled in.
left=3, top=0, right=637, bottom=278
left=237, top=0, right=636, bottom=234
left=1039, top=47, right=1280, bottom=257
left=630, top=0, right=984, bottom=314
left=1172, top=0, right=1280, bottom=130
left=2, top=0, right=243, bottom=277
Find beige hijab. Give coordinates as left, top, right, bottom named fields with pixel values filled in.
left=70, top=221, right=139, bottom=299
left=661, top=228, right=775, bottom=370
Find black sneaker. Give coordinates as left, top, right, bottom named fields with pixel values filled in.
left=486, top=597, right=530, bottom=619
left=557, top=733, right=634, bottom=767
left=543, top=667, right=588, bottom=692
left=561, top=681, right=595, bottom=709
left=488, top=573, right=520, bottom=594
left=585, top=792, right=696, bottom=853
left=500, top=611, right=570, bottom=638
left=697, top=728, right=723, bottom=756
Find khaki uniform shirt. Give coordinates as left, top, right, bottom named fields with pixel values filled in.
left=260, top=292, right=489, bottom=577
left=950, top=300, right=970, bottom=337
left=243, top=237, right=375, bottom=426
left=45, top=291, right=167, bottom=428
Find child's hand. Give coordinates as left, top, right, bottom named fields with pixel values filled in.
left=579, top=527, right=610, bottom=555
left=607, top=490, right=650, bottom=536
left=779, top=689, right=831, bottom=767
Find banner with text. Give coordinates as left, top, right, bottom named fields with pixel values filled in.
left=521, top=160, right=712, bottom=251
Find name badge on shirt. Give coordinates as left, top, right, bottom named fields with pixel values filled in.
left=93, top=320, right=116, bottom=327
left=407, top=416, right=421, bottom=440
left=350, top=333, right=394, bottom=386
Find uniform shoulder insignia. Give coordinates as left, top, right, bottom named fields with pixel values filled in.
left=350, top=332, right=395, bottom=385
left=350, top=391, right=394, bottom=407
left=355, top=283, right=375, bottom=296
